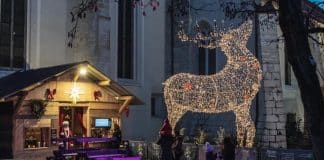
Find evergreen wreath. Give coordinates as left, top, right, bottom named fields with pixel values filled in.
left=29, top=99, right=47, bottom=119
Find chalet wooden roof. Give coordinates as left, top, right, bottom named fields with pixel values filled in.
left=0, top=61, right=144, bottom=105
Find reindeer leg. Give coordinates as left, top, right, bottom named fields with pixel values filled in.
left=244, top=107, right=256, bottom=148
left=234, top=106, right=255, bottom=148
left=234, top=109, right=245, bottom=147
left=167, top=107, right=186, bottom=131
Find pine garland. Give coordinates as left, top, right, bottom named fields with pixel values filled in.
left=29, top=99, right=47, bottom=119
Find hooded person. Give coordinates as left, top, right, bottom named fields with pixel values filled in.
left=172, top=129, right=184, bottom=160
left=222, top=137, right=236, bottom=160
left=157, top=119, right=174, bottom=160
left=111, top=124, right=122, bottom=148
left=205, top=142, right=215, bottom=160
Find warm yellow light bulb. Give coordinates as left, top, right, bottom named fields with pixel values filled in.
left=79, top=68, right=87, bottom=75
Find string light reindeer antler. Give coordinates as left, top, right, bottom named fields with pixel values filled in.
left=177, top=20, right=231, bottom=49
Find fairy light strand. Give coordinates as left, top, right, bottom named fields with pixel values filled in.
left=177, top=20, right=229, bottom=49
left=164, top=20, right=262, bottom=147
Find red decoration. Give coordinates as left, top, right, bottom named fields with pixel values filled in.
left=124, top=106, right=130, bottom=117
left=45, top=88, right=56, bottom=101
left=243, top=94, right=251, bottom=101
left=94, top=91, right=102, bottom=101
left=252, top=61, right=260, bottom=69
left=159, top=119, right=172, bottom=136
left=182, top=82, right=193, bottom=91
left=239, top=56, right=247, bottom=62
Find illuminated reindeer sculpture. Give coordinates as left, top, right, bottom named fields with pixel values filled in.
left=163, top=20, right=262, bottom=147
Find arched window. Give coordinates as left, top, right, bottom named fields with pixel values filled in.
left=118, top=0, right=134, bottom=79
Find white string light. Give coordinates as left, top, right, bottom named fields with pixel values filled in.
left=65, top=82, right=84, bottom=104
left=164, top=20, right=262, bottom=147
left=177, top=20, right=228, bottom=49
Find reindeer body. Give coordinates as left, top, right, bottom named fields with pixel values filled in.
left=163, top=20, right=262, bottom=147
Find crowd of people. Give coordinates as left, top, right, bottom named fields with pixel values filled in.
left=157, top=119, right=236, bottom=160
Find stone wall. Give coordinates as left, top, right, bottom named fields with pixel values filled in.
left=66, top=0, right=114, bottom=77
left=256, top=14, right=287, bottom=148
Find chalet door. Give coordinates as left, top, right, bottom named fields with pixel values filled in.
left=59, top=107, right=87, bottom=137
left=0, top=102, right=13, bottom=158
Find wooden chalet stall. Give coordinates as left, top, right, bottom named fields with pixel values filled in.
left=0, top=61, right=143, bottom=159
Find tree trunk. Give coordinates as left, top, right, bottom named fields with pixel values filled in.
left=278, top=0, right=324, bottom=159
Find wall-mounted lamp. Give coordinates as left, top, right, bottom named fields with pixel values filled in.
left=74, top=67, right=88, bottom=82
left=79, top=67, right=87, bottom=76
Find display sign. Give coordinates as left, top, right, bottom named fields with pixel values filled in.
left=294, top=150, right=314, bottom=160
left=51, top=129, right=57, bottom=144
left=267, top=150, right=278, bottom=159
left=94, top=118, right=111, bottom=128
left=261, top=149, right=314, bottom=160
left=280, top=152, right=294, bottom=160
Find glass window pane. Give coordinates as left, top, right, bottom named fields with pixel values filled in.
left=118, top=0, right=134, bottom=79
left=13, top=0, right=26, bottom=68
left=25, top=127, right=50, bottom=148
left=0, top=0, right=12, bottom=67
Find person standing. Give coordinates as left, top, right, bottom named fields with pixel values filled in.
left=221, top=137, right=236, bottom=160
left=111, top=124, right=122, bottom=148
left=172, top=130, right=184, bottom=160
left=205, top=142, right=215, bottom=160
left=59, top=121, right=73, bottom=150
left=157, top=119, right=174, bottom=160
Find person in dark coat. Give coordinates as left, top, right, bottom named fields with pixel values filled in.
left=172, top=130, right=184, bottom=160
left=205, top=142, right=215, bottom=160
left=221, top=137, right=236, bottom=160
left=157, top=119, right=174, bottom=160
left=111, top=124, right=122, bottom=148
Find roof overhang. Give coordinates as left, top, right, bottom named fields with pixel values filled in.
left=0, top=61, right=144, bottom=105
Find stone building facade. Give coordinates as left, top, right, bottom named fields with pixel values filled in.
left=0, top=0, right=323, bottom=152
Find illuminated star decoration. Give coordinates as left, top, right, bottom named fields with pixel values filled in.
left=65, top=82, right=84, bottom=104
left=164, top=20, right=262, bottom=148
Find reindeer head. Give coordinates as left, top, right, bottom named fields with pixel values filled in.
left=219, top=20, right=254, bottom=63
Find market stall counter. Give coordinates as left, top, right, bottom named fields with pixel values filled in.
left=51, top=137, right=138, bottom=160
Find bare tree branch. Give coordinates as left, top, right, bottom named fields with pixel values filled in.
left=67, top=0, right=98, bottom=48
left=308, top=35, right=324, bottom=45
left=309, top=27, right=324, bottom=33
left=317, top=69, right=324, bottom=82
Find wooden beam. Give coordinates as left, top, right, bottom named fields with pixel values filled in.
left=88, top=103, right=120, bottom=110
left=117, top=96, right=133, bottom=114
left=98, top=80, right=111, bottom=86
left=86, top=107, right=90, bottom=137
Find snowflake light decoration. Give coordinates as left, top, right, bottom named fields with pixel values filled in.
left=164, top=20, right=262, bottom=148
left=65, top=82, right=84, bottom=104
